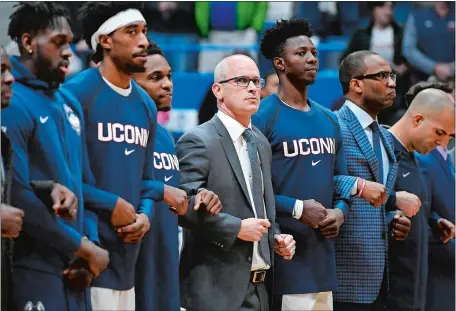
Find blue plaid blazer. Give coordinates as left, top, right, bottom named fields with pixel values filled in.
left=333, top=104, right=398, bottom=304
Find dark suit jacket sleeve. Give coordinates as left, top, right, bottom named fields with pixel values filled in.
left=176, top=132, right=242, bottom=251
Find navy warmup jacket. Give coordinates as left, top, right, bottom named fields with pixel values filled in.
left=1, top=57, right=102, bottom=275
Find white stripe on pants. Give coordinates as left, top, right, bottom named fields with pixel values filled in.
left=91, top=287, right=135, bottom=311
left=282, top=291, right=333, bottom=310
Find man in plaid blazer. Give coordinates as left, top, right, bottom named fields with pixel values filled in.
left=333, top=51, right=412, bottom=311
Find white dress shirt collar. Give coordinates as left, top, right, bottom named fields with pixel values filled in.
left=217, top=110, right=252, bottom=142
left=436, top=145, right=449, bottom=161
left=345, top=100, right=378, bottom=129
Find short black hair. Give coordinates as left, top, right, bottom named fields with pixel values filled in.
left=78, top=2, right=144, bottom=62
left=339, top=50, right=380, bottom=94
left=146, top=40, right=163, bottom=57
left=260, top=18, right=313, bottom=60
left=405, top=81, right=453, bottom=107
left=8, top=2, right=71, bottom=49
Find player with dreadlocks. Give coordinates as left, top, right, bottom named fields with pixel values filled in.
left=3, top=2, right=111, bottom=310
left=62, top=3, right=159, bottom=310
left=252, top=19, right=389, bottom=310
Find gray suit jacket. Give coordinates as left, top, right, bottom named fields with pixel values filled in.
left=176, top=115, right=277, bottom=311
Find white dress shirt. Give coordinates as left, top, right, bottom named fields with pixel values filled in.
left=217, top=111, right=270, bottom=271
left=345, top=100, right=390, bottom=184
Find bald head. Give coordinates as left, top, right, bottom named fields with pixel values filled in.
left=396, top=88, right=455, bottom=154
left=407, top=88, right=455, bottom=120
left=214, top=54, right=257, bottom=82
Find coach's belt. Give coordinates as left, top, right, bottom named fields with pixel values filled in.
left=250, top=270, right=267, bottom=284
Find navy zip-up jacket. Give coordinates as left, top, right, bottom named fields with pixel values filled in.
left=1, top=56, right=105, bottom=275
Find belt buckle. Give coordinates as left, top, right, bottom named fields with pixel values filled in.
left=252, top=270, right=266, bottom=284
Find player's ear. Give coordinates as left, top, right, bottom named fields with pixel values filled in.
left=99, top=35, right=113, bottom=51
left=273, top=57, right=285, bottom=72
left=212, top=83, right=223, bottom=101
left=21, top=32, right=35, bottom=55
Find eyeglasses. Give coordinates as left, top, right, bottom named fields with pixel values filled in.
left=353, top=71, right=397, bottom=83
left=218, top=76, right=265, bottom=88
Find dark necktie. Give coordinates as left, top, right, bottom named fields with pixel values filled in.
left=370, top=121, right=384, bottom=184
left=242, top=129, right=271, bottom=265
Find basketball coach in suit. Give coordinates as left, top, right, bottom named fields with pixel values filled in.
left=176, top=54, right=296, bottom=311
left=333, top=51, right=413, bottom=311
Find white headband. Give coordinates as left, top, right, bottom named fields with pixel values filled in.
left=90, top=9, right=146, bottom=50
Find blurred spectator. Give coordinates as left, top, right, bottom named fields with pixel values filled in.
left=343, top=2, right=406, bottom=72
left=428, top=75, right=455, bottom=97
left=143, top=2, right=199, bottom=72
left=338, top=2, right=361, bottom=36
left=261, top=72, right=279, bottom=99
left=293, top=2, right=340, bottom=38
left=341, top=2, right=410, bottom=125
left=403, top=2, right=455, bottom=84
left=405, top=79, right=454, bottom=107
left=196, top=1, right=268, bottom=72
left=266, top=2, right=293, bottom=22
left=292, top=2, right=361, bottom=38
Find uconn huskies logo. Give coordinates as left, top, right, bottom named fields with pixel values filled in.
left=98, top=123, right=149, bottom=147
left=63, top=104, right=81, bottom=135
left=24, top=301, right=45, bottom=311
left=153, top=152, right=179, bottom=171
left=283, top=138, right=336, bottom=157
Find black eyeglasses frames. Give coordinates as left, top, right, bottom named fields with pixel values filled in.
left=217, top=76, right=265, bottom=88
left=353, top=71, right=397, bottom=83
